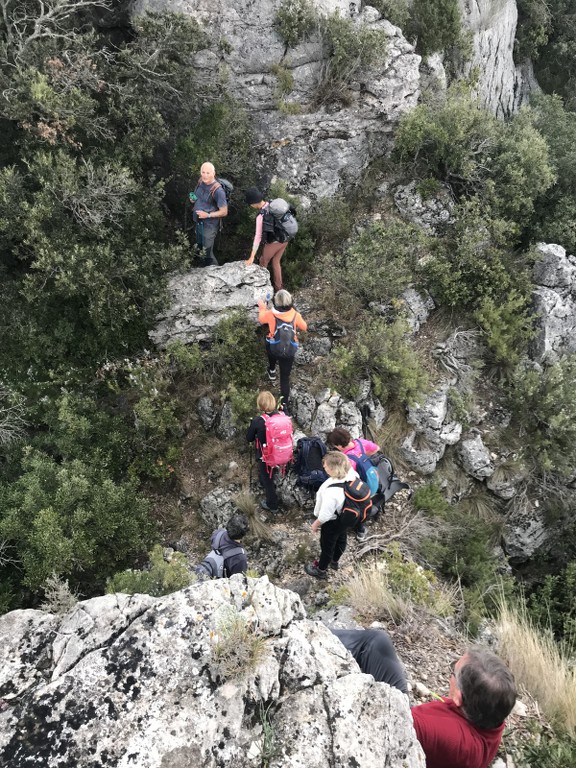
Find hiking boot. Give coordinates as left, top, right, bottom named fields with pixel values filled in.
left=355, top=525, right=367, bottom=542
left=267, top=368, right=277, bottom=382
left=260, top=500, right=280, bottom=515
left=305, top=562, right=328, bottom=580
left=329, top=560, right=339, bottom=571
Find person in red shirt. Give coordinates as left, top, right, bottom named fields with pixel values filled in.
left=411, top=649, right=517, bottom=768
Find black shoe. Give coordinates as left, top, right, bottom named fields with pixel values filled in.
left=261, top=500, right=279, bottom=514
left=267, top=368, right=277, bottom=382
left=356, top=525, right=367, bottom=542
left=329, top=561, right=339, bottom=570
left=305, top=563, right=328, bottom=580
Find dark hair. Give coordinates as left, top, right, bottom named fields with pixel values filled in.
left=327, top=427, right=352, bottom=449
left=457, top=649, right=517, bottom=729
left=226, top=513, right=249, bottom=541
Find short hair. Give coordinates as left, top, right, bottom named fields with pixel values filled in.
left=457, top=649, right=517, bottom=729
left=257, top=390, right=276, bottom=413
left=274, top=289, right=292, bottom=308
left=327, top=428, right=352, bottom=449
left=323, top=450, right=351, bottom=479
left=226, top=513, right=249, bottom=541
left=201, top=161, right=215, bottom=173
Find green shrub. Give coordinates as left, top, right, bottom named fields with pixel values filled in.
left=0, top=449, right=155, bottom=593
left=107, top=544, right=193, bottom=596
left=407, top=0, right=463, bottom=57
left=271, top=64, right=294, bottom=95
left=203, top=309, right=263, bottom=391
left=319, top=14, right=388, bottom=102
left=306, top=196, right=354, bottom=252
left=330, top=218, right=429, bottom=304
left=331, top=316, right=429, bottom=405
left=528, top=561, right=576, bottom=642
left=518, top=731, right=576, bottom=767
left=474, top=290, right=536, bottom=367
left=508, top=355, right=576, bottom=477
left=275, top=0, right=318, bottom=48
left=369, top=0, right=411, bottom=28
left=412, top=483, right=451, bottom=517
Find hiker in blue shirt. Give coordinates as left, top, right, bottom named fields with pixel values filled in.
left=191, top=162, right=228, bottom=266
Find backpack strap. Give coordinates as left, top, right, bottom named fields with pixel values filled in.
left=354, top=438, right=367, bottom=457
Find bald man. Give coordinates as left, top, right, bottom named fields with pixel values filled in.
left=191, top=162, right=228, bottom=266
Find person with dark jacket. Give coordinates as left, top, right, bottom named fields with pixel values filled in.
left=196, top=513, right=249, bottom=578
left=246, top=391, right=281, bottom=514
left=332, top=628, right=408, bottom=694
left=257, top=289, right=307, bottom=415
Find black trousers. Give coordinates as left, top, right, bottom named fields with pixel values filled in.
left=266, top=342, right=294, bottom=408
left=319, top=516, right=349, bottom=571
left=332, top=629, right=408, bottom=694
left=258, top=458, right=278, bottom=509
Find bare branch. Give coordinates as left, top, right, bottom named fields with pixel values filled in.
left=0, top=387, right=28, bottom=447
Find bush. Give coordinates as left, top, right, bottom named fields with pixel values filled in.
left=407, top=0, right=463, bottom=57
left=329, top=218, right=429, bottom=305
left=319, top=14, right=388, bottom=103
left=0, top=449, right=155, bottom=594
left=275, top=0, right=318, bottom=48
left=203, top=309, right=263, bottom=391
left=107, top=544, right=193, bottom=596
left=331, top=316, right=429, bottom=405
left=527, top=561, right=576, bottom=642
left=473, top=290, right=536, bottom=368
left=508, top=356, right=576, bottom=477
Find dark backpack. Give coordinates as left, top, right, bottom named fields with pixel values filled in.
left=334, top=478, right=373, bottom=528
left=194, top=177, right=234, bottom=206
left=269, top=312, right=298, bottom=359
left=370, top=453, right=412, bottom=503
left=349, top=440, right=380, bottom=496
left=196, top=530, right=244, bottom=579
left=294, top=436, right=329, bottom=490
left=262, top=198, right=298, bottom=244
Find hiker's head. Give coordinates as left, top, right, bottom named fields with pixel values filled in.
left=327, top=428, right=353, bottom=450
left=257, top=390, right=276, bottom=413
left=322, top=450, right=351, bottom=479
left=226, top=513, right=249, bottom=541
left=200, top=162, right=216, bottom=184
left=450, top=649, right=516, bottom=729
left=274, top=289, right=292, bottom=310
left=245, top=187, right=264, bottom=209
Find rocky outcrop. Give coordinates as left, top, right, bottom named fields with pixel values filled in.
left=458, top=0, right=535, bottom=117
left=132, top=0, right=421, bottom=198
left=457, top=433, right=494, bottom=480
left=393, top=181, right=454, bottom=233
left=150, top=262, right=272, bottom=348
left=531, top=243, right=576, bottom=365
left=0, top=578, right=425, bottom=768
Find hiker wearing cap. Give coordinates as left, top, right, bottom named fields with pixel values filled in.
left=244, top=186, right=287, bottom=291
left=191, top=162, right=228, bottom=267
left=257, top=289, right=307, bottom=415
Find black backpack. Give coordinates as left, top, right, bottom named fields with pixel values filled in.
left=370, top=453, right=412, bottom=503
left=294, top=437, right=329, bottom=490
left=334, top=479, right=373, bottom=528
left=269, top=313, right=298, bottom=359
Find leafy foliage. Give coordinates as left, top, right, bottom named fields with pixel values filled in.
left=406, top=0, right=463, bottom=57
left=508, top=356, right=576, bottom=477
left=331, top=316, right=429, bottom=405
left=107, top=544, right=193, bottom=597
left=275, top=0, right=318, bottom=48
left=528, top=561, right=576, bottom=642
left=319, top=14, right=388, bottom=103
left=0, top=448, right=155, bottom=594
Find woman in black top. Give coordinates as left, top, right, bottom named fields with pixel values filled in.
left=246, top=390, right=280, bottom=514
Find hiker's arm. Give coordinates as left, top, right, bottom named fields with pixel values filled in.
left=311, top=519, right=321, bottom=533
left=364, top=440, right=380, bottom=454
left=257, top=301, right=271, bottom=325
left=296, top=314, right=308, bottom=332
left=246, top=212, right=263, bottom=265
left=197, top=205, right=228, bottom=220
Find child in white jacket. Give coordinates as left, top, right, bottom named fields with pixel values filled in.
left=305, top=451, right=359, bottom=579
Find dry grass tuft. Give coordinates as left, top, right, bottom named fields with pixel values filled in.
left=347, top=564, right=409, bottom=623
left=497, top=599, right=576, bottom=736
left=235, top=489, right=277, bottom=543
left=211, top=608, right=267, bottom=681
left=372, top=406, right=412, bottom=474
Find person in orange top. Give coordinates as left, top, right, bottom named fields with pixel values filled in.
left=258, top=289, right=307, bottom=416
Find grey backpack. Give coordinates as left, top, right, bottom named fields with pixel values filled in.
left=263, top=198, right=298, bottom=243
left=196, top=530, right=244, bottom=579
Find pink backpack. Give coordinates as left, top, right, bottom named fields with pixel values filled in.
left=260, top=412, right=294, bottom=475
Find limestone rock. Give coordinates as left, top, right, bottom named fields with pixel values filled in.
left=150, top=262, right=272, bottom=348
left=457, top=434, right=495, bottom=480
left=0, top=578, right=426, bottom=768
left=394, top=181, right=454, bottom=233
left=200, top=486, right=242, bottom=529
left=531, top=243, right=576, bottom=364
left=458, top=0, right=535, bottom=117
left=401, top=287, right=436, bottom=332
left=503, top=500, right=549, bottom=563
left=133, top=0, right=421, bottom=199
